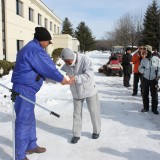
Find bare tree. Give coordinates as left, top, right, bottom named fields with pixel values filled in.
left=105, top=31, right=117, bottom=47
left=115, top=11, right=143, bottom=48
left=104, top=10, right=144, bottom=49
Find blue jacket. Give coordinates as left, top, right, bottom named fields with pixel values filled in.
left=11, top=39, right=63, bottom=93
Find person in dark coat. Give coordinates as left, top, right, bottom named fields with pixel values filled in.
left=11, top=27, right=68, bottom=160
left=122, top=47, right=132, bottom=87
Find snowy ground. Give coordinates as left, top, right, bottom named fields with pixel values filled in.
left=1, top=51, right=160, bottom=160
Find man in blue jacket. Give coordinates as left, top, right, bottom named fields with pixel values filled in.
left=11, top=27, right=68, bottom=160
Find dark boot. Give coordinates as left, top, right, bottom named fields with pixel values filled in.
left=132, top=92, right=137, bottom=96
left=141, top=108, right=149, bottom=112
left=71, top=137, right=80, bottom=144
left=26, top=146, right=46, bottom=155
left=92, top=133, right=99, bottom=139
left=152, top=109, right=159, bottom=115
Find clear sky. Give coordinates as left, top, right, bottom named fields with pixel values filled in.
left=41, top=0, right=158, bottom=39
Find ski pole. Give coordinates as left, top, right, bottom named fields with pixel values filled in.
left=0, top=83, right=60, bottom=117
left=12, top=101, right=15, bottom=160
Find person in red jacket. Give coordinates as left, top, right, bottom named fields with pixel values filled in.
left=132, top=44, right=145, bottom=96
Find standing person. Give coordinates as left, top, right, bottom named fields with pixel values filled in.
left=61, top=48, right=101, bottom=144
left=11, top=27, right=68, bottom=160
left=121, top=47, right=132, bottom=87
left=152, top=49, right=160, bottom=58
left=139, top=45, right=160, bottom=114
left=132, top=44, right=144, bottom=96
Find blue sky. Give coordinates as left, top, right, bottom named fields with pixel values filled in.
left=42, top=0, right=158, bottom=39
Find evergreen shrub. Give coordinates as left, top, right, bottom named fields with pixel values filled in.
left=51, top=48, right=63, bottom=63
left=0, top=60, right=15, bottom=76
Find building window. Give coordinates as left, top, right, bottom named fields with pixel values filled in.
left=17, top=40, right=23, bottom=52
left=58, top=27, right=60, bottom=34
left=44, top=18, right=48, bottom=29
left=38, top=14, right=42, bottom=26
left=54, top=24, right=56, bottom=33
left=29, top=7, right=34, bottom=22
left=16, top=0, right=23, bottom=16
left=50, top=22, right=52, bottom=31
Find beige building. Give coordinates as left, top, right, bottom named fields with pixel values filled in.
left=53, top=34, right=80, bottom=52
left=0, top=0, right=79, bottom=62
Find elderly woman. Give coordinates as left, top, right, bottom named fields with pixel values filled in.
left=139, top=45, right=160, bottom=114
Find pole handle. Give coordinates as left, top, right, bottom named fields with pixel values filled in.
left=50, top=111, right=60, bottom=118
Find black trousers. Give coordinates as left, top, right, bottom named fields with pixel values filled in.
left=123, top=74, right=131, bottom=87
left=133, top=72, right=142, bottom=94
left=142, top=77, right=158, bottom=110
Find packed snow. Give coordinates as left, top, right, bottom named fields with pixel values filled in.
left=0, top=51, right=160, bottom=160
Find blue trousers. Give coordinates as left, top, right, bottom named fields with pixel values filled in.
left=14, top=87, right=37, bottom=160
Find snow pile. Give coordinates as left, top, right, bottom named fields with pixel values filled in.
left=0, top=51, right=160, bottom=160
